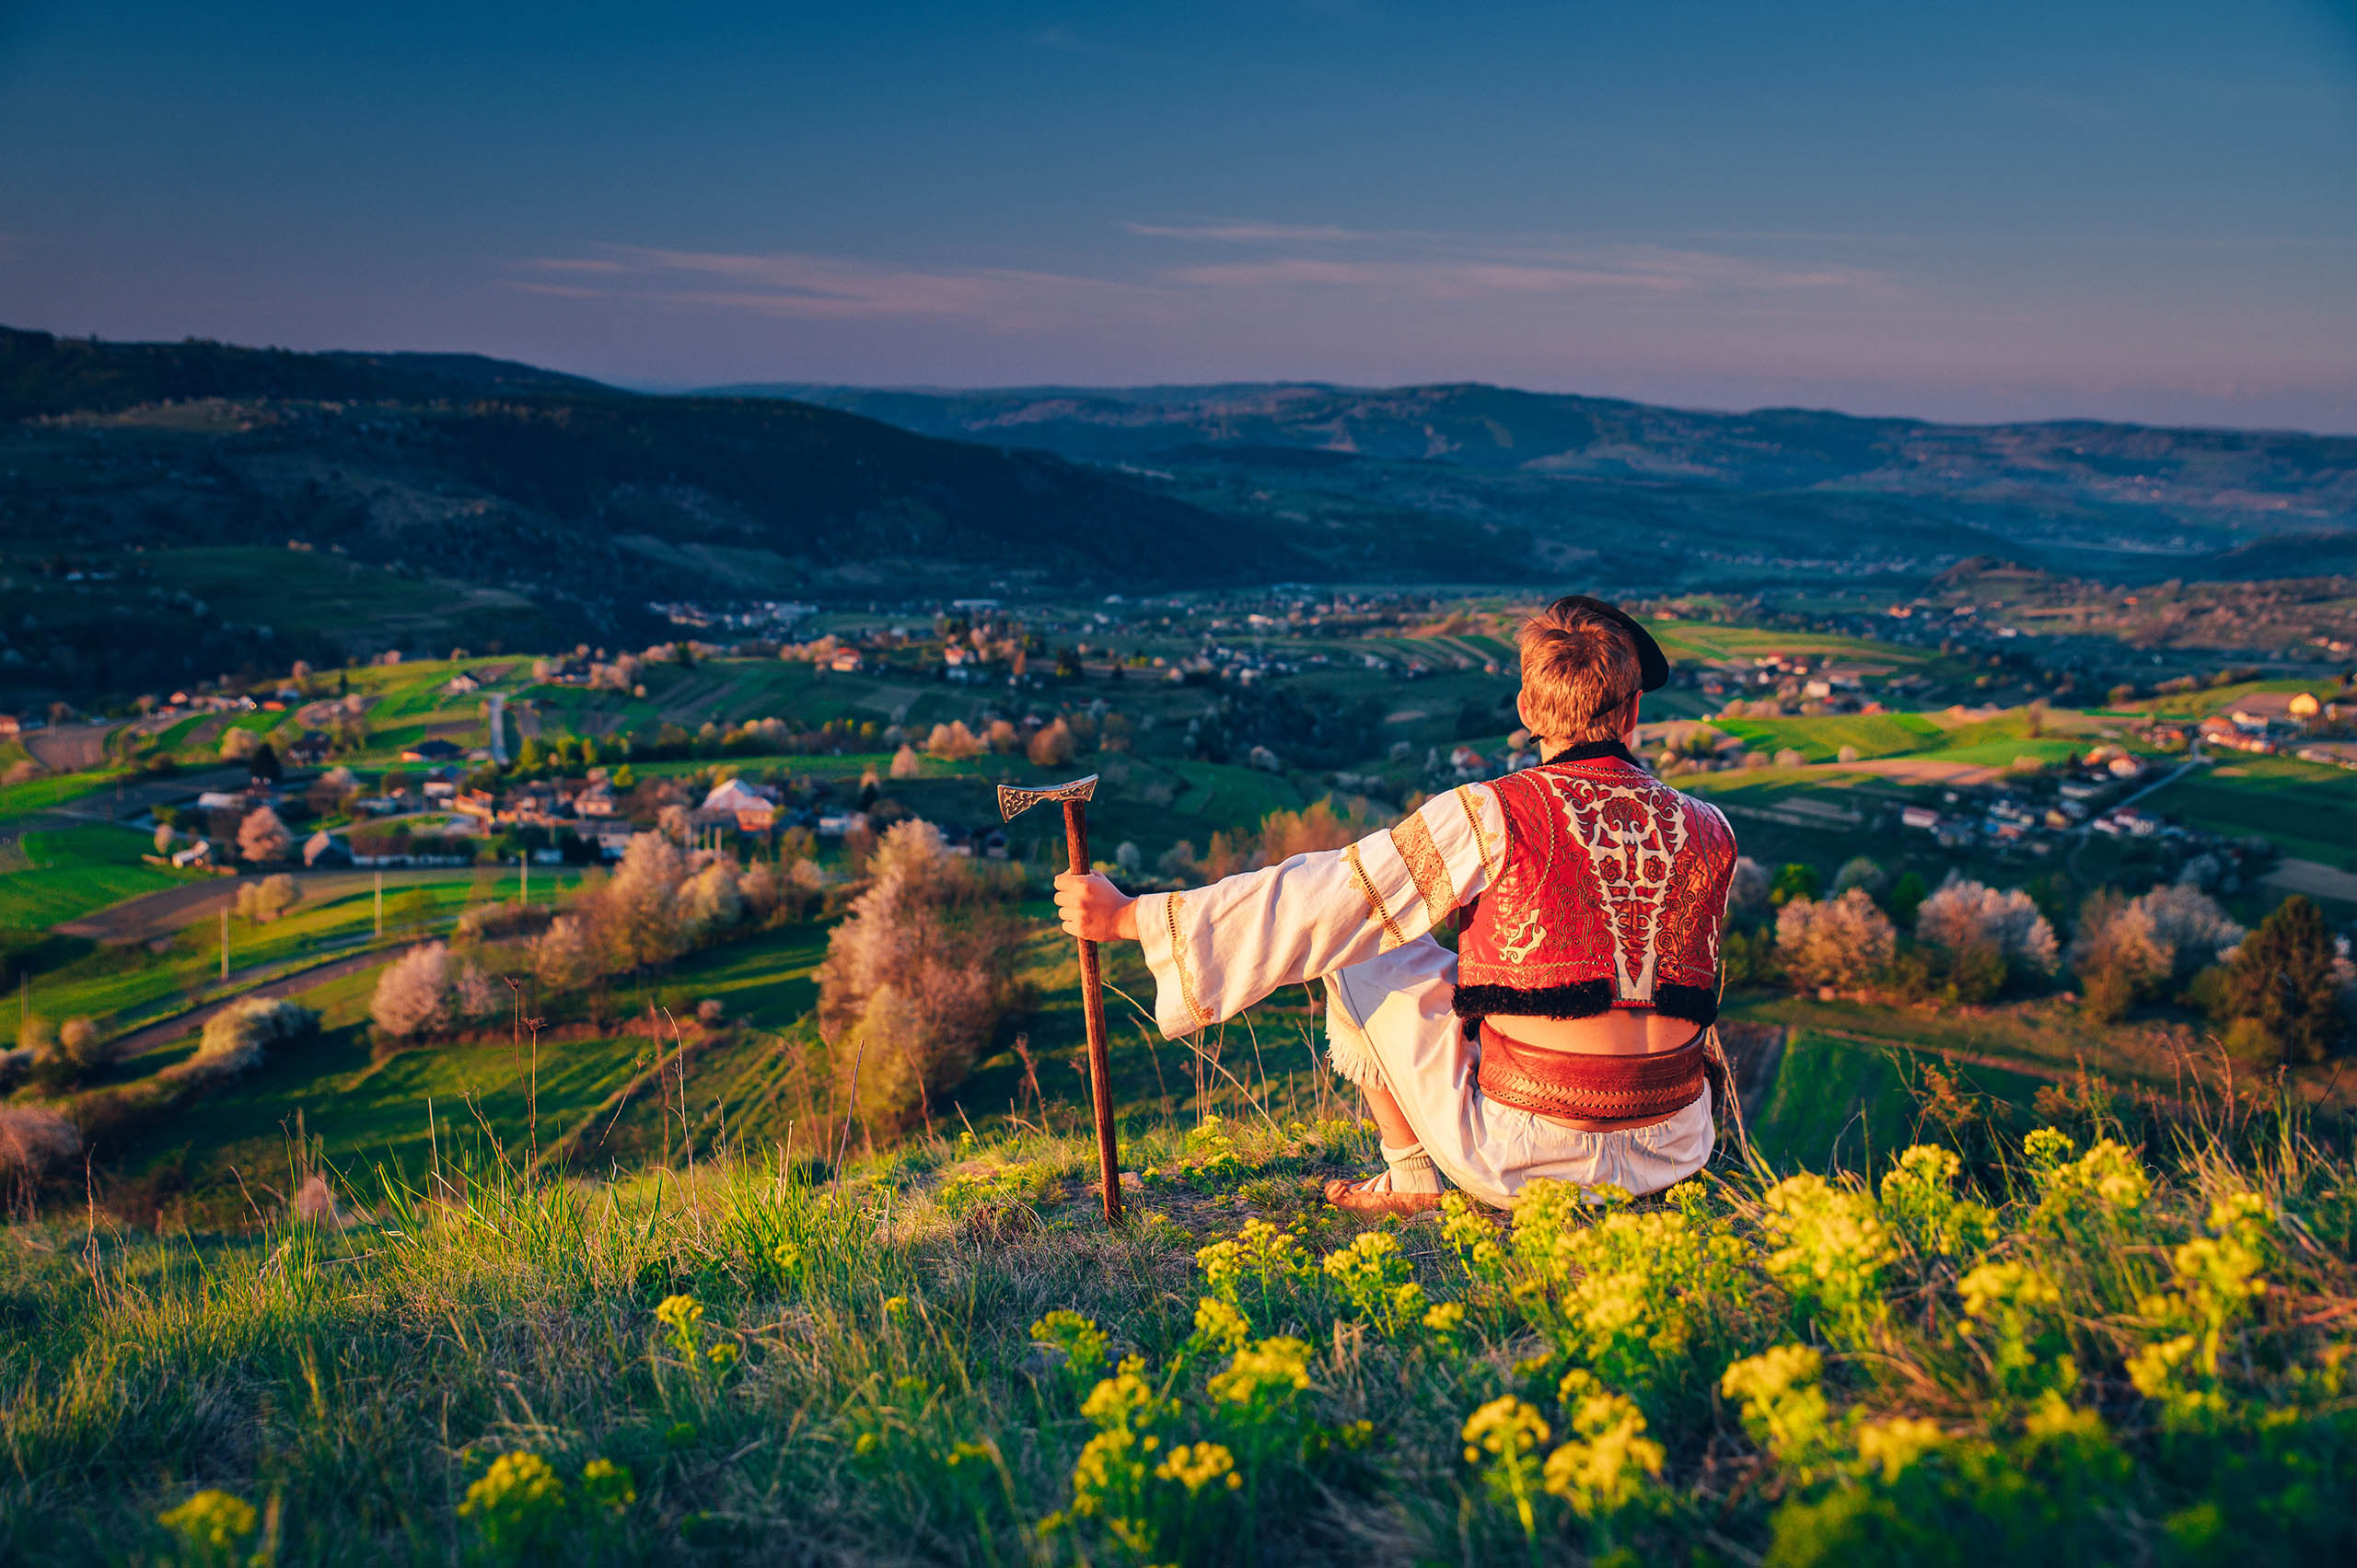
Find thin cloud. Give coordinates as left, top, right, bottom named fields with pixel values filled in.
left=506, top=246, right=1172, bottom=328
left=505, top=231, right=1891, bottom=331
left=1124, top=221, right=1381, bottom=244
left=1161, top=243, right=1887, bottom=297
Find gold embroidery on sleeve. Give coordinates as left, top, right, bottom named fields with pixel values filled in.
left=1165, top=893, right=1214, bottom=1028
left=1388, top=812, right=1456, bottom=930
left=1344, top=843, right=1408, bottom=951
left=1455, top=784, right=1500, bottom=885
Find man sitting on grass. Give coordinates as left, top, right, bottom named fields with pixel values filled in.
left=1055, top=594, right=1740, bottom=1214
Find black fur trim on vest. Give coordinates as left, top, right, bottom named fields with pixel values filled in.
left=1454, top=979, right=1719, bottom=1027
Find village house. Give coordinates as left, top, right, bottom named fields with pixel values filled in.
left=699, top=776, right=778, bottom=831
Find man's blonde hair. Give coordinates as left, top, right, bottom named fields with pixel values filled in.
left=1517, top=598, right=1643, bottom=744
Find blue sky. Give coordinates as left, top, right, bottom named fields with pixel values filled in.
left=4, top=1, right=2354, bottom=428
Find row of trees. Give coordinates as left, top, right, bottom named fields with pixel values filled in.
left=1756, top=855, right=2348, bottom=1065
left=369, top=833, right=824, bottom=1039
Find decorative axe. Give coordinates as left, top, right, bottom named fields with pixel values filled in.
left=996, top=772, right=1122, bottom=1225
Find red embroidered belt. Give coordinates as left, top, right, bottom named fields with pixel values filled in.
left=1477, top=1023, right=1708, bottom=1123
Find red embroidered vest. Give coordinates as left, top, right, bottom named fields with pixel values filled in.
left=1456, top=749, right=1737, bottom=1026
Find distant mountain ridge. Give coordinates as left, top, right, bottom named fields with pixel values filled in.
left=1, top=326, right=610, bottom=421
left=7, top=323, right=2357, bottom=712
left=715, top=380, right=2357, bottom=529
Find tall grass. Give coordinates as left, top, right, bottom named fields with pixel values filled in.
left=2, top=1086, right=2352, bottom=1565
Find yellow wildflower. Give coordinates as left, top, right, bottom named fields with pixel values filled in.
left=1207, top=1336, right=1314, bottom=1408
left=1155, top=1441, right=1243, bottom=1493
left=159, top=1491, right=257, bottom=1556
left=1853, top=1417, right=1945, bottom=1483
left=1721, top=1344, right=1834, bottom=1475
left=1191, top=1295, right=1251, bottom=1354
left=1462, top=1397, right=1551, bottom=1539
left=1032, top=1309, right=1112, bottom=1380
left=580, top=1458, right=636, bottom=1513
left=459, top=1452, right=568, bottom=1555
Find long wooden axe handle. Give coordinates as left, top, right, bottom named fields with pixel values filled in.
left=998, top=774, right=1122, bottom=1225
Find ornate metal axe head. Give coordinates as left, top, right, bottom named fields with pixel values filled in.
left=996, top=773, right=1097, bottom=822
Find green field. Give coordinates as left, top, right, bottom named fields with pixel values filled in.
left=2141, top=677, right=2332, bottom=720
left=144, top=546, right=556, bottom=645
left=1747, top=1029, right=2051, bottom=1171
left=2, top=865, right=592, bottom=1040
left=1642, top=618, right=1938, bottom=670
left=2143, top=756, right=2357, bottom=867
left=0, top=769, right=118, bottom=819
left=0, top=825, right=194, bottom=930
left=1712, top=713, right=1944, bottom=761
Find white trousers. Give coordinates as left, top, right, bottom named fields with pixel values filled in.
left=1321, top=937, right=1715, bottom=1208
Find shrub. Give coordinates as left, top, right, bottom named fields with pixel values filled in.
left=1775, top=891, right=1896, bottom=992
left=889, top=744, right=923, bottom=779
left=1915, top=876, right=2058, bottom=988
left=1831, top=856, right=1887, bottom=900
left=531, top=915, right=599, bottom=994
left=1028, top=717, right=1076, bottom=769
left=1887, top=870, right=1928, bottom=925
left=1771, top=863, right=1821, bottom=907
left=57, top=1017, right=102, bottom=1073
left=2073, top=884, right=2244, bottom=1020
left=0, top=1106, right=79, bottom=1192
left=190, top=995, right=319, bottom=1078
left=816, top=820, right=1025, bottom=1132
left=2217, top=895, right=2345, bottom=1064
left=372, top=943, right=457, bottom=1039
left=454, top=901, right=553, bottom=944
left=234, top=873, right=302, bottom=922
left=675, top=860, right=745, bottom=941
left=237, top=806, right=292, bottom=865
left=924, top=722, right=982, bottom=761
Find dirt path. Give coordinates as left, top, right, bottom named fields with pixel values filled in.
left=104, top=941, right=421, bottom=1059
left=24, top=723, right=120, bottom=772
left=55, top=862, right=481, bottom=942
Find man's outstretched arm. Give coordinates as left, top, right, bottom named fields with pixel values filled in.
left=1051, top=783, right=1505, bottom=1040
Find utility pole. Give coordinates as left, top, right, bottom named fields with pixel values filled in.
left=374, top=869, right=383, bottom=939
left=220, top=901, right=229, bottom=981
left=520, top=851, right=528, bottom=905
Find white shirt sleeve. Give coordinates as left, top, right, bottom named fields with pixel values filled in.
left=1130, top=783, right=1506, bottom=1039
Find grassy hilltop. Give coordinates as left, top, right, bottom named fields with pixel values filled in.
left=5, top=1090, right=2354, bottom=1566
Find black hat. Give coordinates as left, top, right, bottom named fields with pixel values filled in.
left=1547, top=594, right=1669, bottom=696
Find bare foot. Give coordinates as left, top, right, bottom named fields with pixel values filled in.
left=1321, top=1172, right=1443, bottom=1215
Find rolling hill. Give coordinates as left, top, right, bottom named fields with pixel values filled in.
left=735, top=380, right=2357, bottom=577
left=0, top=328, right=1309, bottom=704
